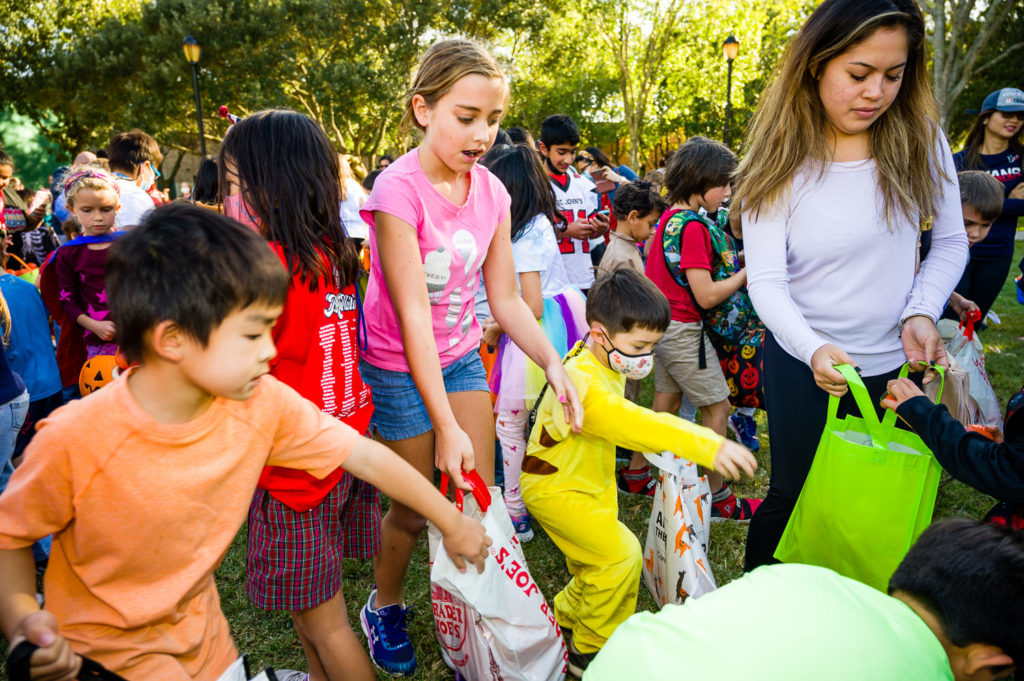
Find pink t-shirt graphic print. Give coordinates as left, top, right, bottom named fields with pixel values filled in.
left=361, top=148, right=511, bottom=371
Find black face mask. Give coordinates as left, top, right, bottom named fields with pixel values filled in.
left=543, top=154, right=562, bottom=176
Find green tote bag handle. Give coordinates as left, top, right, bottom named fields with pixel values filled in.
left=829, top=363, right=946, bottom=444
left=829, top=364, right=885, bottom=447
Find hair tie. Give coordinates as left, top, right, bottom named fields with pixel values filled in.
left=63, top=170, right=120, bottom=198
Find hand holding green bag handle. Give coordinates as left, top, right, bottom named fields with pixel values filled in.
left=774, top=363, right=945, bottom=591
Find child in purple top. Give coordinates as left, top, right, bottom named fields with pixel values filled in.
left=357, top=39, right=582, bottom=676
left=55, top=170, right=121, bottom=358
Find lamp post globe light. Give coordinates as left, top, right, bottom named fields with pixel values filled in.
left=722, top=35, right=739, bottom=148
left=183, top=35, right=207, bottom=157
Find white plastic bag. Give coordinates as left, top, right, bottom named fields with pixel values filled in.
left=214, top=655, right=278, bottom=681
left=641, top=451, right=716, bottom=607
left=428, top=471, right=567, bottom=681
left=947, top=319, right=1002, bottom=428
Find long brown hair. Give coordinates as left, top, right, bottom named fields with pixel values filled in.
left=218, top=110, right=359, bottom=291
left=733, top=0, right=944, bottom=227
left=960, top=110, right=1024, bottom=170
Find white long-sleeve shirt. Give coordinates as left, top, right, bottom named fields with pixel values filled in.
left=743, top=136, right=968, bottom=376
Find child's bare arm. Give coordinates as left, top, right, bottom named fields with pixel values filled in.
left=342, top=437, right=492, bottom=572
left=685, top=267, right=746, bottom=309
left=375, top=210, right=475, bottom=490
left=947, top=292, right=979, bottom=322
left=484, top=217, right=583, bottom=431
left=0, top=547, right=81, bottom=680
left=75, top=315, right=116, bottom=341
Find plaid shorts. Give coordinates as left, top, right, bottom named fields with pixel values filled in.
left=245, top=473, right=382, bottom=611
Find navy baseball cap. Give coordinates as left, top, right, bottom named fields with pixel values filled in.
left=981, top=87, right=1024, bottom=113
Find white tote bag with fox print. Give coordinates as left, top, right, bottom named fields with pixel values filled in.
left=641, top=451, right=716, bottom=607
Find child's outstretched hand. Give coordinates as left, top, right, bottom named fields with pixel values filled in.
left=880, top=377, right=925, bottom=411
left=712, top=439, right=757, bottom=481
left=441, top=511, right=492, bottom=574
left=11, top=610, right=81, bottom=681
left=544, top=361, right=583, bottom=432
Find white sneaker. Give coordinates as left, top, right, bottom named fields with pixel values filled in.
left=273, top=671, right=308, bottom=681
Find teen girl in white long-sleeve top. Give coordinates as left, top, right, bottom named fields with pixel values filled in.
left=733, top=0, right=968, bottom=570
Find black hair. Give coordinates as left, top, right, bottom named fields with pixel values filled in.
left=583, top=146, right=613, bottom=168
left=586, top=268, right=671, bottom=334
left=540, top=114, right=581, bottom=148
left=191, top=157, right=220, bottom=204
left=664, top=136, right=737, bottom=206
left=494, top=128, right=512, bottom=147
left=482, top=144, right=564, bottom=241
left=612, top=180, right=668, bottom=222
left=506, top=127, right=533, bottom=145
left=218, top=109, right=359, bottom=292
left=362, top=169, right=382, bottom=191
left=378, top=154, right=393, bottom=165
left=889, top=519, right=1024, bottom=666
left=957, top=170, right=1004, bottom=221
left=0, top=151, right=12, bottom=169
left=107, top=203, right=289, bottom=363
left=106, top=130, right=162, bottom=174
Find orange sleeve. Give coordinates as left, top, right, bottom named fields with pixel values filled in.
left=260, top=377, right=360, bottom=480
left=0, top=418, right=77, bottom=549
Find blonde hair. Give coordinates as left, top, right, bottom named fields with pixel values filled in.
left=63, top=167, right=120, bottom=208
left=401, top=39, right=505, bottom=134
left=733, top=0, right=944, bottom=228
left=0, top=291, right=11, bottom=345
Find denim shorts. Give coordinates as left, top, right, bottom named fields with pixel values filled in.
left=360, top=349, right=489, bottom=441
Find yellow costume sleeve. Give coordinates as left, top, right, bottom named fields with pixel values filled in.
left=580, top=383, right=724, bottom=469
left=544, top=351, right=724, bottom=469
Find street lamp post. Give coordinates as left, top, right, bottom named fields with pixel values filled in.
left=182, top=36, right=207, bottom=157
left=722, top=35, right=739, bottom=148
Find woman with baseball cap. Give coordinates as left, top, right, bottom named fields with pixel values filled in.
left=950, top=87, right=1024, bottom=319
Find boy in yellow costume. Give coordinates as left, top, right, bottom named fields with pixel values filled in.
left=520, top=269, right=757, bottom=678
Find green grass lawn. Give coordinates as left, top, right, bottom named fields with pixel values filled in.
left=5, top=245, right=1022, bottom=679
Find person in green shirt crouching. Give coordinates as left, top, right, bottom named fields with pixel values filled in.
left=585, top=519, right=1021, bottom=681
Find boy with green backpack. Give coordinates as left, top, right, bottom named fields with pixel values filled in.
left=644, top=136, right=763, bottom=521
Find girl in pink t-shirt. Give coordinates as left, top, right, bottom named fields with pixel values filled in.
left=357, top=39, right=582, bottom=676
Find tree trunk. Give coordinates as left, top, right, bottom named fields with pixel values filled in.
left=926, top=0, right=1023, bottom=130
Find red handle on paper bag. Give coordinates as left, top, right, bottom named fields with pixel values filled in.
left=440, top=469, right=491, bottom=513
left=959, top=308, right=982, bottom=341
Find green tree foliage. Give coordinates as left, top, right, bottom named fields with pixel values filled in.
left=1, top=0, right=547, bottom=165
left=924, top=0, right=1024, bottom=131
left=0, top=0, right=145, bottom=152
left=517, top=0, right=810, bottom=169
left=940, top=2, right=1024, bottom=145
left=499, top=3, right=624, bottom=152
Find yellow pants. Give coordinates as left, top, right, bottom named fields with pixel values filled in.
left=525, top=491, right=641, bottom=654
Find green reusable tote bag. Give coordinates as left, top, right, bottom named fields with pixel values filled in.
left=774, top=363, right=944, bottom=591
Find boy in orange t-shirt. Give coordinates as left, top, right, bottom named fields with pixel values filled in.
left=0, top=204, right=491, bottom=681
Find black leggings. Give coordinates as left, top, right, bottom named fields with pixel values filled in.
left=743, top=333, right=909, bottom=571
left=941, top=253, right=1013, bottom=321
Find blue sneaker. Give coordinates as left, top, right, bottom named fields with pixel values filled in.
left=728, top=412, right=760, bottom=452
left=512, top=514, right=535, bottom=543
left=1016, top=276, right=1024, bottom=305
left=360, top=589, right=416, bottom=676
